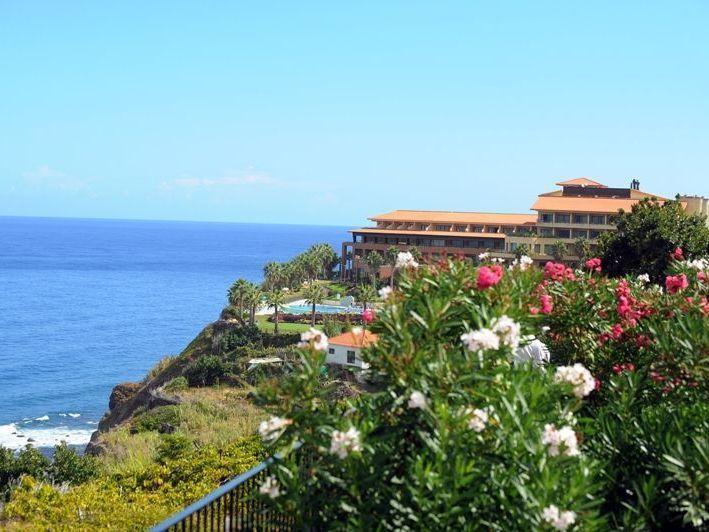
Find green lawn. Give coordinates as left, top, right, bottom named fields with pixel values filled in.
left=255, top=314, right=313, bottom=333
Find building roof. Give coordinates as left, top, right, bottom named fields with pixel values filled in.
left=369, top=210, right=537, bottom=225
left=531, top=196, right=667, bottom=214
left=329, top=329, right=378, bottom=348
left=350, top=228, right=506, bottom=239
left=555, top=177, right=607, bottom=188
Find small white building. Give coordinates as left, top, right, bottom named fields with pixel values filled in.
left=326, top=328, right=378, bottom=369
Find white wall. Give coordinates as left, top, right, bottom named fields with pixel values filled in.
left=326, top=344, right=369, bottom=369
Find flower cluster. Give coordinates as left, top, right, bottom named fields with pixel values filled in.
left=476, top=265, right=504, bottom=290
left=460, top=328, right=499, bottom=352
left=672, top=247, right=684, bottom=260
left=466, top=407, right=489, bottom=432
left=362, top=308, right=376, bottom=324
left=378, top=286, right=393, bottom=300
left=612, top=362, right=635, bottom=374
left=408, top=391, right=427, bottom=410
left=395, top=251, right=419, bottom=269
left=614, top=279, right=649, bottom=326
left=530, top=293, right=553, bottom=315
left=542, top=505, right=577, bottom=531
left=461, top=316, right=522, bottom=354
left=544, top=262, right=576, bottom=282
left=490, top=315, right=521, bottom=349
left=665, top=273, right=688, bottom=294
left=512, top=255, right=534, bottom=270
left=585, top=257, right=602, bottom=273
left=554, top=364, right=595, bottom=398
left=542, top=424, right=580, bottom=457
left=298, top=327, right=329, bottom=351
left=330, top=427, right=362, bottom=459
left=258, top=416, right=293, bottom=442
left=259, top=476, right=281, bottom=498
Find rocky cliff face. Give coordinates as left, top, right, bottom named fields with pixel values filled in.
left=85, top=321, right=235, bottom=455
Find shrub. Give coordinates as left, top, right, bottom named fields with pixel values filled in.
left=219, top=324, right=263, bottom=352
left=257, top=256, right=708, bottom=529
left=185, top=355, right=229, bottom=387
left=156, top=433, right=194, bottom=462
left=143, top=355, right=176, bottom=383
left=132, top=406, right=182, bottom=433
left=164, top=376, right=189, bottom=393
left=47, top=443, right=98, bottom=486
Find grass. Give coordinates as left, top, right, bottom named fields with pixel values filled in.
left=255, top=314, right=312, bottom=333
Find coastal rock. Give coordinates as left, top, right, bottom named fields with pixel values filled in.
left=109, top=382, right=142, bottom=410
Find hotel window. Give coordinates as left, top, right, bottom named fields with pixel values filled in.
left=435, top=224, right=451, bottom=231
left=539, top=227, right=553, bottom=237
left=590, top=215, right=605, bottom=225
left=573, top=214, right=588, bottom=224
left=472, top=226, right=484, bottom=232
left=432, top=239, right=445, bottom=247
left=488, top=226, right=500, bottom=233
left=589, top=230, right=601, bottom=239
left=544, top=244, right=556, bottom=255
left=540, top=213, right=553, bottom=223
left=534, top=244, right=541, bottom=253
left=347, top=350, right=356, bottom=364
left=328, top=348, right=335, bottom=355
left=555, top=229, right=571, bottom=238
left=572, top=229, right=588, bottom=239
left=510, top=242, right=518, bottom=251
left=555, top=213, right=571, bottom=223
left=454, top=225, right=467, bottom=232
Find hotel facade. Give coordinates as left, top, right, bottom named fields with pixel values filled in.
left=341, top=178, right=708, bottom=281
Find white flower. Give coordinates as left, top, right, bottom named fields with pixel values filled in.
left=636, top=273, right=650, bottom=283
left=512, top=255, right=534, bottom=270
left=554, top=363, right=595, bottom=398
left=258, top=416, right=293, bottom=441
left=378, top=286, right=393, bottom=300
left=395, top=251, right=419, bottom=269
left=491, top=315, right=521, bottom=349
left=408, top=390, right=427, bottom=410
left=259, top=475, right=281, bottom=498
left=330, top=426, right=362, bottom=459
left=478, top=252, right=489, bottom=261
left=542, top=424, right=580, bottom=457
left=298, top=327, right=328, bottom=351
left=461, top=328, right=500, bottom=352
left=351, top=326, right=363, bottom=335
left=542, top=505, right=577, bottom=531
left=491, top=257, right=505, bottom=263
left=467, top=408, right=489, bottom=432
left=685, top=258, right=709, bottom=271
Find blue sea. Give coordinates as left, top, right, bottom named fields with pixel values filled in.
left=0, top=216, right=348, bottom=450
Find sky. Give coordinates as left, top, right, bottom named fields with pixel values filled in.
left=1, top=1, right=708, bottom=227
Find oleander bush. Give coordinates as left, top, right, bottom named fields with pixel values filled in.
left=257, top=253, right=708, bottom=530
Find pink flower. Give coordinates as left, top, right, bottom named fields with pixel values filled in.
left=585, top=257, right=602, bottom=272
left=544, top=262, right=576, bottom=281
left=476, top=265, right=503, bottom=290
left=540, top=294, right=554, bottom=314
left=362, top=308, right=376, bottom=324
left=594, top=378, right=602, bottom=391
left=529, top=306, right=540, bottom=315
left=672, top=247, right=684, bottom=260
left=665, top=274, right=688, bottom=294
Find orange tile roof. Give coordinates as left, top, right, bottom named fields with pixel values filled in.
left=329, top=329, right=378, bottom=348
left=350, top=228, right=506, bottom=239
left=531, top=196, right=666, bottom=213
left=555, top=177, right=607, bottom=188
left=369, top=210, right=537, bottom=225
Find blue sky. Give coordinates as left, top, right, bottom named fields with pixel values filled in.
left=1, top=1, right=707, bottom=226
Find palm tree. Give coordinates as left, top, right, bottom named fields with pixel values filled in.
left=228, top=278, right=250, bottom=320
left=363, top=251, right=385, bottom=286
left=408, top=246, right=423, bottom=263
left=513, top=243, right=530, bottom=260
left=356, top=283, right=377, bottom=311
left=265, top=290, right=287, bottom=334
left=263, top=262, right=284, bottom=291
left=573, top=238, right=591, bottom=264
left=385, top=246, right=399, bottom=286
left=551, top=240, right=567, bottom=262
left=244, top=284, right=264, bottom=326
left=303, top=283, right=326, bottom=326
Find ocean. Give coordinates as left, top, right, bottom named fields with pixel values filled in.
left=0, top=216, right=348, bottom=451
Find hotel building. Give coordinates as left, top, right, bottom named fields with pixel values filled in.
left=341, top=178, right=707, bottom=281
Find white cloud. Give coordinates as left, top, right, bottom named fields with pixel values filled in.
left=22, top=165, right=90, bottom=192
left=162, top=173, right=281, bottom=189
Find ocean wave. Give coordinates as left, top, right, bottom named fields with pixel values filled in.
left=35, top=415, right=50, bottom=422
left=0, top=423, right=94, bottom=450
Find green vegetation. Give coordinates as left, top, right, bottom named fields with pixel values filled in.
left=600, top=198, right=709, bottom=282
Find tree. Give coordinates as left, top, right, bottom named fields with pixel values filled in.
left=303, top=283, right=326, bottom=326
left=265, top=290, right=287, bottom=334
left=599, top=198, right=709, bottom=282
left=227, top=279, right=250, bottom=320
left=408, top=246, right=423, bottom=263
left=573, top=238, right=591, bottom=264
left=385, top=246, right=399, bottom=286
left=513, top=243, right=530, bottom=260
left=356, top=283, right=377, bottom=311
left=551, top=240, right=566, bottom=262
left=263, top=262, right=285, bottom=291
left=244, top=284, right=264, bottom=326
left=363, top=251, right=385, bottom=286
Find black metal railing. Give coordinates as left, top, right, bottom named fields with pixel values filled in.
left=151, top=455, right=291, bottom=531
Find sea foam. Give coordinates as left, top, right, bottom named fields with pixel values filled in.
left=0, top=423, right=94, bottom=450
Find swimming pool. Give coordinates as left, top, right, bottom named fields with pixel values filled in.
left=282, top=303, right=362, bottom=315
